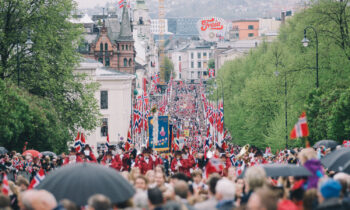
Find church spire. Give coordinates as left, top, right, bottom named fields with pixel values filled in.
left=119, top=4, right=133, bottom=41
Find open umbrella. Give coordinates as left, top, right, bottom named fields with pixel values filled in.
left=321, top=148, right=350, bottom=171
left=41, top=151, right=56, bottom=157
left=313, top=140, right=338, bottom=149
left=0, top=147, right=8, bottom=155
left=36, top=163, right=135, bottom=206
left=23, top=150, right=41, bottom=158
left=240, top=164, right=312, bottom=178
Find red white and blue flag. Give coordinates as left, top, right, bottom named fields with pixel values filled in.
left=28, top=169, right=46, bottom=189
left=1, top=173, right=9, bottom=195
left=118, top=0, right=125, bottom=8
left=74, top=132, right=84, bottom=152
left=290, top=112, right=309, bottom=139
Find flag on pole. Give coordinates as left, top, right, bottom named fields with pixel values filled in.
left=28, top=169, right=46, bottom=189
left=74, top=132, right=83, bottom=152
left=1, top=173, right=9, bottom=195
left=205, top=158, right=224, bottom=178
left=118, top=0, right=125, bottom=8
left=106, top=133, right=110, bottom=148
left=290, top=112, right=309, bottom=139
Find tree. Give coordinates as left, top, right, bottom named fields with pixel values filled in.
left=162, top=57, right=174, bottom=82
left=0, top=0, right=100, bottom=152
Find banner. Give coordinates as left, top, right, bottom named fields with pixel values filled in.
left=148, top=116, right=169, bottom=151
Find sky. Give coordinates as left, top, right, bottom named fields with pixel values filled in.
left=75, top=0, right=114, bottom=9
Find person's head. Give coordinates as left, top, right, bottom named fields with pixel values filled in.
left=208, top=174, right=221, bottom=196
left=174, top=180, right=189, bottom=199
left=135, top=175, right=148, bottom=191
left=303, top=189, right=318, bottom=210
left=247, top=187, right=278, bottom=210
left=298, top=148, right=317, bottom=165
left=148, top=187, right=163, bottom=208
left=146, top=170, right=155, bottom=184
left=69, top=147, right=76, bottom=156
left=244, top=165, right=266, bottom=192
left=333, top=172, right=350, bottom=198
left=318, top=179, right=341, bottom=203
left=191, top=170, right=202, bottom=184
left=130, top=167, right=141, bottom=181
left=0, top=194, right=10, bottom=209
left=59, top=199, right=79, bottom=210
left=155, top=172, right=166, bottom=188
left=87, top=194, right=112, bottom=210
left=155, top=165, right=165, bottom=174
left=215, top=178, right=235, bottom=201
left=19, top=190, right=57, bottom=210
left=16, top=176, right=29, bottom=192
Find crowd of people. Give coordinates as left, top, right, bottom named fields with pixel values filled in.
left=1, top=142, right=350, bottom=210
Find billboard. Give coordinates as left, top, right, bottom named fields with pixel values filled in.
left=197, top=17, right=227, bottom=42
left=148, top=116, right=170, bottom=151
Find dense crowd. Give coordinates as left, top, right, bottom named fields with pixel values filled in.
left=1, top=143, right=350, bottom=210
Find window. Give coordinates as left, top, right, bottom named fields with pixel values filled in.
left=105, top=43, right=108, bottom=51
left=126, top=45, right=128, bottom=50
left=248, top=25, right=254, bottom=30
left=122, top=45, right=124, bottom=50
left=198, top=52, right=201, bottom=59
left=100, top=91, right=108, bottom=109
left=124, top=58, right=128, bottom=67
left=101, top=118, right=108, bottom=137
left=198, top=62, right=201, bottom=68
left=191, top=53, right=194, bottom=59
left=248, top=33, right=254, bottom=37
left=100, top=43, right=103, bottom=51
left=191, top=62, right=194, bottom=68
left=179, top=56, right=181, bottom=61
left=105, top=58, right=110, bottom=67
left=129, top=58, right=132, bottom=66
left=179, top=73, right=181, bottom=79
left=98, top=57, right=103, bottom=64
left=203, top=52, right=207, bottom=57
left=203, top=62, right=208, bottom=68
left=197, top=71, right=200, bottom=78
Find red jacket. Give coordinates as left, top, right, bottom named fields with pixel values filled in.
left=171, top=158, right=190, bottom=177
left=121, top=154, right=130, bottom=172
left=138, top=156, right=154, bottom=174
left=153, top=155, right=163, bottom=167
left=82, top=153, right=97, bottom=163
left=101, top=155, right=122, bottom=171
left=63, top=155, right=83, bottom=165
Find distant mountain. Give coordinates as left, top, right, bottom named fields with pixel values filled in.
left=145, top=0, right=307, bottom=19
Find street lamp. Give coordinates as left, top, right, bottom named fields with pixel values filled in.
left=302, top=26, right=319, bottom=88
left=274, top=71, right=288, bottom=149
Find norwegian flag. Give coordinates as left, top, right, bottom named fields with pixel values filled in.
left=118, top=0, right=125, bottom=8
left=236, top=162, right=245, bottom=176
left=265, top=147, right=271, bottom=155
left=1, top=173, right=9, bottom=195
left=290, top=112, right=309, bottom=139
left=125, top=129, right=132, bottom=151
left=205, top=158, right=224, bottom=178
left=208, top=69, right=215, bottom=77
left=174, top=138, right=180, bottom=151
left=229, top=154, right=235, bottom=166
left=343, top=140, right=350, bottom=148
left=28, top=169, right=46, bottom=189
left=106, top=133, right=110, bottom=148
left=74, top=132, right=83, bottom=152
left=218, top=102, right=224, bottom=134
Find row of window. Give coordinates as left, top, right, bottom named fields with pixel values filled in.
left=99, top=43, right=133, bottom=51
left=191, top=61, right=207, bottom=69
left=98, top=57, right=132, bottom=67
left=190, top=52, right=208, bottom=59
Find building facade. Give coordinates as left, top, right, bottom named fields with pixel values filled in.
left=231, top=20, right=259, bottom=40
left=75, top=58, right=135, bottom=153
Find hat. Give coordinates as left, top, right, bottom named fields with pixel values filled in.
left=320, top=179, right=341, bottom=199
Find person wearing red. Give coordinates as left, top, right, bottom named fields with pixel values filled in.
left=152, top=151, right=163, bottom=167
left=138, top=148, right=154, bottom=174
left=63, top=147, right=83, bottom=165
left=101, top=151, right=122, bottom=171
left=121, top=152, right=130, bottom=172
left=171, top=151, right=190, bottom=176
left=80, top=145, right=97, bottom=163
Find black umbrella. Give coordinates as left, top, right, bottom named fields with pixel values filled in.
left=41, top=151, right=56, bottom=157
left=0, top=147, right=8, bottom=155
left=321, top=148, right=350, bottom=171
left=36, top=163, right=135, bottom=206
left=313, top=140, right=338, bottom=149
left=240, top=164, right=312, bottom=178
left=342, top=161, right=350, bottom=174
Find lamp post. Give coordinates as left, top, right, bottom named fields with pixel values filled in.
left=215, top=77, right=224, bottom=129
left=302, top=26, right=319, bottom=88
left=275, top=71, right=288, bottom=149
left=17, top=30, right=33, bottom=86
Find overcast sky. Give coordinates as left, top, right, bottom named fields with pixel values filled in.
left=75, top=0, right=114, bottom=9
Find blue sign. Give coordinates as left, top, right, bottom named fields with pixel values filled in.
left=148, top=116, right=169, bottom=151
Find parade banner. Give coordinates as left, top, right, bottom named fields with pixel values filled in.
left=148, top=116, right=170, bottom=151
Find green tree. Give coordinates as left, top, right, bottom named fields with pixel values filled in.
left=162, top=57, right=174, bottom=82
left=0, top=0, right=100, bottom=152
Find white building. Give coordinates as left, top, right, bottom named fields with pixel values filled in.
left=75, top=58, right=135, bottom=152
left=258, top=18, right=281, bottom=38
left=151, top=19, right=169, bottom=34
left=170, top=46, right=188, bottom=81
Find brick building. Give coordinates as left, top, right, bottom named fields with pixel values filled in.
left=231, top=20, right=259, bottom=40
